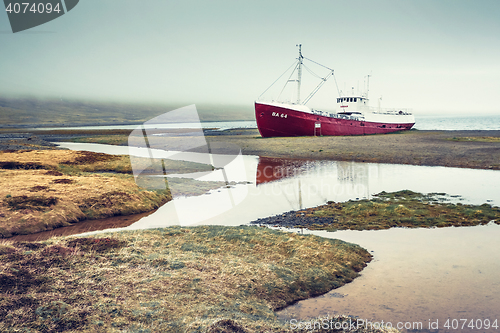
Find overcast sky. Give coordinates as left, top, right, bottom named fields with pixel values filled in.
left=1, top=0, right=499, bottom=115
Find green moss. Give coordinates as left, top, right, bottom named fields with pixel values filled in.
left=292, top=190, right=500, bottom=231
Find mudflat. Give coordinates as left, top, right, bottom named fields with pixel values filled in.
left=3, top=128, right=499, bottom=170
left=207, top=129, right=500, bottom=170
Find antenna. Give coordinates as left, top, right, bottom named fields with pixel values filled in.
left=366, top=74, right=371, bottom=99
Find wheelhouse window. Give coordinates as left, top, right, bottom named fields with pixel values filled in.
left=354, top=98, right=357, bottom=102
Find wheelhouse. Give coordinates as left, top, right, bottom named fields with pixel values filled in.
left=336, top=96, right=368, bottom=111
left=336, top=96, right=368, bottom=104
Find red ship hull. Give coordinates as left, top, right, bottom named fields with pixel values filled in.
left=255, top=102, right=415, bottom=137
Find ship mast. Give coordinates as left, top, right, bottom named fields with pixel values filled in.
left=260, top=45, right=336, bottom=105
left=296, top=44, right=303, bottom=104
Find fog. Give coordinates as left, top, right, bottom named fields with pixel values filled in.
left=1, top=0, right=499, bottom=116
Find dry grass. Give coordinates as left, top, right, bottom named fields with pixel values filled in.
left=448, top=136, right=500, bottom=143
left=0, top=149, right=214, bottom=175
left=0, top=168, right=170, bottom=237
left=0, top=149, right=133, bottom=174
left=0, top=150, right=219, bottom=238
left=68, top=134, right=130, bottom=146
left=0, top=225, right=394, bottom=333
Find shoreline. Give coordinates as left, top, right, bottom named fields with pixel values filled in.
left=2, top=128, right=500, bottom=170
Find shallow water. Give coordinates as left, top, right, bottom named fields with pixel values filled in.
left=53, top=142, right=500, bottom=332
left=54, top=142, right=500, bottom=231
left=8, top=210, right=155, bottom=242
left=278, top=225, right=500, bottom=333
left=29, top=120, right=257, bottom=131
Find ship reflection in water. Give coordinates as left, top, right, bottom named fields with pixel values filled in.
left=256, top=157, right=310, bottom=185
left=255, top=157, right=373, bottom=211
left=256, top=156, right=371, bottom=188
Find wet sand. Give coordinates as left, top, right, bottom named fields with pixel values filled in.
left=206, top=129, right=500, bottom=170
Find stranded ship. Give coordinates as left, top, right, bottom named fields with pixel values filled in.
left=255, top=45, right=415, bottom=137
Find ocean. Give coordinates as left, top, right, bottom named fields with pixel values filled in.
left=232, top=114, right=500, bottom=131
left=413, top=114, right=500, bottom=131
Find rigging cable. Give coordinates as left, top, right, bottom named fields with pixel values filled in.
left=332, top=72, right=342, bottom=98
left=258, top=59, right=299, bottom=100
left=332, top=72, right=344, bottom=107
left=259, top=53, right=341, bottom=106
left=301, top=57, right=337, bottom=105
left=302, top=70, right=334, bottom=104
left=303, top=57, right=333, bottom=71
left=277, top=60, right=300, bottom=102
left=301, top=59, right=335, bottom=105
left=302, top=63, right=323, bottom=80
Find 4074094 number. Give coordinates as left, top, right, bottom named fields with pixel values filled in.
left=443, top=319, right=498, bottom=330
left=5, top=2, right=61, bottom=14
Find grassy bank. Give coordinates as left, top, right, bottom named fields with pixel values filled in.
left=0, top=150, right=221, bottom=238
left=447, top=136, right=500, bottom=143
left=0, top=225, right=391, bottom=332
left=254, top=190, right=500, bottom=231
left=61, top=132, right=131, bottom=146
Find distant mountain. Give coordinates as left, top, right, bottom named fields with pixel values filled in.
left=0, top=97, right=254, bottom=128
